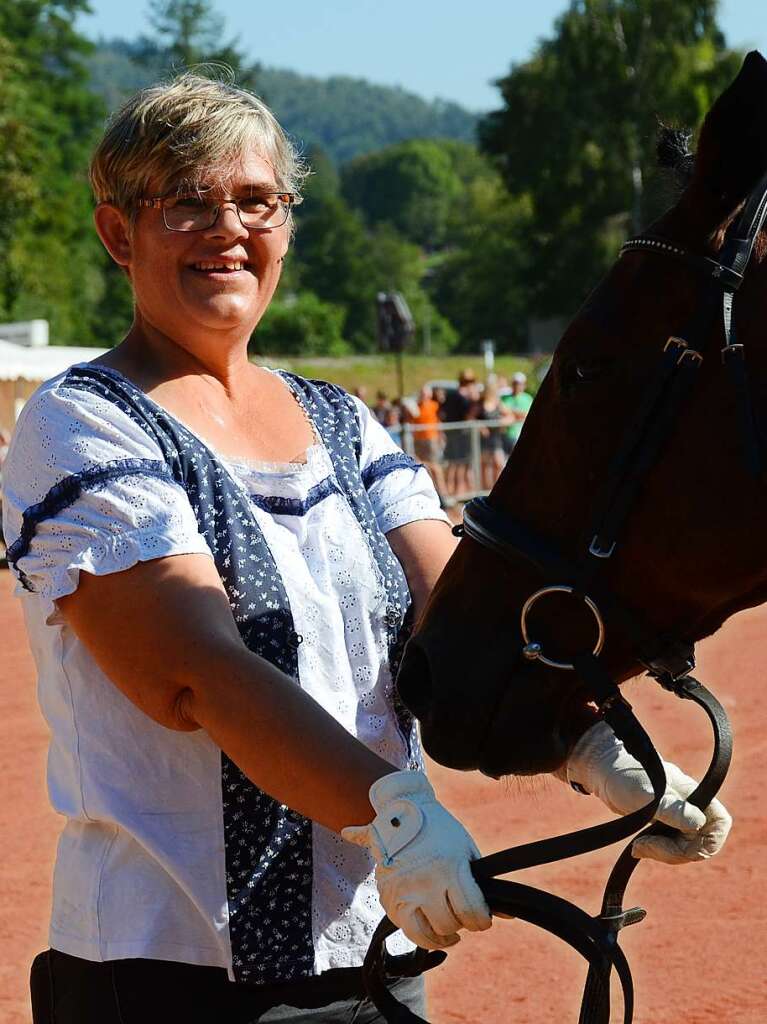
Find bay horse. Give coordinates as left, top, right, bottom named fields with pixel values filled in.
left=360, top=49, right=767, bottom=1024
left=397, top=50, right=767, bottom=782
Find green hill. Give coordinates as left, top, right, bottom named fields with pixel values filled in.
left=256, top=67, right=479, bottom=164
left=86, top=41, right=479, bottom=165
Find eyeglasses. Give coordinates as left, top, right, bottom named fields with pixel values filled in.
left=136, top=191, right=302, bottom=232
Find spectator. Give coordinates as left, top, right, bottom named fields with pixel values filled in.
left=440, top=369, right=477, bottom=497
left=372, top=389, right=390, bottom=425
left=475, top=382, right=510, bottom=489
left=383, top=399, right=403, bottom=443
left=407, top=385, right=447, bottom=501
left=500, top=371, right=533, bottom=455
left=0, top=428, right=9, bottom=565
left=495, top=374, right=511, bottom=398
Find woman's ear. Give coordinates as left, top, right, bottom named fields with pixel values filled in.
left=94, top=203, right=132, bottom=268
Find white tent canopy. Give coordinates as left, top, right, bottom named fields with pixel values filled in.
left=0, top=339, right=107, bottom=382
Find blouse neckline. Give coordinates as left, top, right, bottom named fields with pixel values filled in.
left=72, top=362, right=323, bottom=476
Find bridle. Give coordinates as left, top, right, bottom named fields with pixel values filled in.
left=361, top=169, right=767, bottom=1023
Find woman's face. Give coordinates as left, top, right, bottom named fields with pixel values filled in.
left=127, top=149, right=289, bottom=350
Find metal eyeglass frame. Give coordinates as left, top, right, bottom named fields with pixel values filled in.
left=135, top=192, right=302, bottom=232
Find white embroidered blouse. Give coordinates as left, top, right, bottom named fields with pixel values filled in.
left=1, top=366, right=449, bottom=978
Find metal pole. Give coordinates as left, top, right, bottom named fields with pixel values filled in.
left=470, top=421, right=482, bottom=497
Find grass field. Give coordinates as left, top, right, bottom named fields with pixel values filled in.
left=255, top=352, right=546, bottom=397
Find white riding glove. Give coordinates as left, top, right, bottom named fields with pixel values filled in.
left=342, top=770, right=492, bottom=950
left=564, top=721, right=732, bottom=865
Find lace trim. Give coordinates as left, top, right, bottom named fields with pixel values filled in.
left=7, top=458, right=174, bottom=589
left=361, top=452, right=421, bottom=490
left=247, top=474, right=342, bottom=516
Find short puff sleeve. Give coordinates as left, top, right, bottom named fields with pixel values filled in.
left=352, top=396, right=450, bottom=534
left=2, top=376, right=211, bottom=618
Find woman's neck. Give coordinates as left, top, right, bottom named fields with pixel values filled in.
left=101, top=317, right=252, bottom=394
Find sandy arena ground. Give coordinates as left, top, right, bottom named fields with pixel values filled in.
left=1, top=569, right=766, bottom=1023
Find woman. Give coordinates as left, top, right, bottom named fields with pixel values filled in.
left=474, top=382, right=509, bottom=490
left=2, top=74, right=731, bottom=1024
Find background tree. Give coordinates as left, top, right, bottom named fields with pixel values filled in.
left=251, top=292, right=349, bottom=356
left=0, top=0, right=107, bottom=345
left=480, top=0, right=742, bottom=319
left=145, top=0, right=252, bottom=77
left=430, top=179, right=534, bottom=351
left=341, top=140, right=463, bottom=248
left=291, top=195, right=456, bottom=352
left=0, top=35, right=38, bottom=318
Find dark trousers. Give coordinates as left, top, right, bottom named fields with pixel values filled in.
left=30, top=949, right=426, bottom=1024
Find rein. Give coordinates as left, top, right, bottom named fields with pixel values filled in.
left=361, top=172, right=767, bottom=1022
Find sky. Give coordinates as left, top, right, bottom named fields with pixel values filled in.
left=77, top=1, right=767, bottom=112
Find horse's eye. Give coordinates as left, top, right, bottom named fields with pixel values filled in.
left=573, top=358, right=609, bottom=383
left=576, top=365, right=598, bottom=382
left=560, top=356, right=612, bottom=397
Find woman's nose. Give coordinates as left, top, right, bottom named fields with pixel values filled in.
left=205, top=202, right=248, bottom=239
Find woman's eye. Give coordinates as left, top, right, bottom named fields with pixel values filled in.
left=240, top=195, right=275, bottom=213
left=174, top=196, right=207, bottom=210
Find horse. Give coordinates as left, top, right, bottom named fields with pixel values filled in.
left=359, top=48, right=767, bottom=1024
left=396, top=49, right=767, bottom=783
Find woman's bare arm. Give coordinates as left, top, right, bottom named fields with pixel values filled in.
left=58, top=553, right=395, bottom=832
left=386, top=519, right=458, bottom=622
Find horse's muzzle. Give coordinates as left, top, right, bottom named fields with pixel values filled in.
left=397, top=636, right=571, bottom=776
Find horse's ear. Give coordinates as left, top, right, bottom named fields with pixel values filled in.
left=693, top=51, right=767, bottom=211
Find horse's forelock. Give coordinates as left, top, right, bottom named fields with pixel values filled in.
left=656, top=123, right=695, bottom=187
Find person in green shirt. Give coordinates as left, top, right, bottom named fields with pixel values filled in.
left=500, top=371, right=533, bottom=454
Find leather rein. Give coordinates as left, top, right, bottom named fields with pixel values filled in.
left=361, top=170, right=767, bottom=1023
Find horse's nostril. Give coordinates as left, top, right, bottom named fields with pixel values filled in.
left=396, top=641, right=433, bottom=721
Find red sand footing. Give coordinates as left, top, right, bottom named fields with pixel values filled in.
left=1, top=571, right=765, bottom=1023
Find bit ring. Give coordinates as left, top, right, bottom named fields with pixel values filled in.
left=520, top=585, right=605, bottom=671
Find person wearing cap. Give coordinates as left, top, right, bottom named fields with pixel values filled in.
left=500, top=371, right=533, bottom=455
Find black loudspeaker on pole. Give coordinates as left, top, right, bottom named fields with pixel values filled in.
left=376, top=292, right=415, bottom=397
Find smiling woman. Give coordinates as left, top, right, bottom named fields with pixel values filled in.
left=1, top=72, right=487, bottom=1023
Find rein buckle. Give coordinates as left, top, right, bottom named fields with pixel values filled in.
left=677, top=347, right=703, bottom=367
left=598, top=906, right=647, bottom=934
left=721, top=342, right=745, bottom=363
left=589, top=534, right=616, bottom=559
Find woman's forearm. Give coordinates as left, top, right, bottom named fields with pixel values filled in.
left=177, top=643, right=396, bottom=832
left=59, top=554, right=396, bottom=834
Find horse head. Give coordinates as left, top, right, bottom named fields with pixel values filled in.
left=398, top=51, right=767, bottom=779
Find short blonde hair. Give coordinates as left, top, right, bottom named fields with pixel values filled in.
left=89, top=71, right=308, bottom=216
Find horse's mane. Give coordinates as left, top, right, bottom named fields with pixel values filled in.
left=657, top=122, right=767, bottom=259
left=656, top=123, right=695, bottom=186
